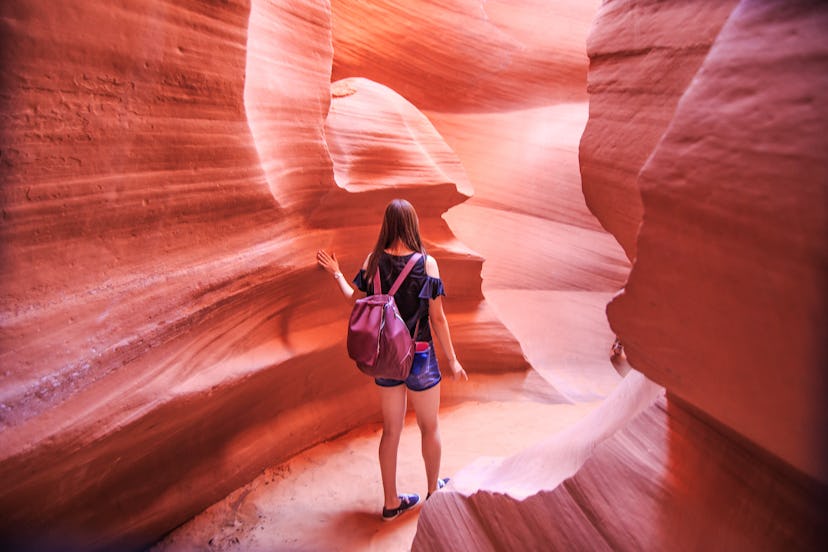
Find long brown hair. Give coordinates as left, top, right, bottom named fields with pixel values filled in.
left=366, top=199, right=425, bottom=281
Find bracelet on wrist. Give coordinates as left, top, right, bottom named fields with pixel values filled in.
left=333, top=271, right=343, bottom=280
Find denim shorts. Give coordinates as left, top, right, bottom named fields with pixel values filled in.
left=375, top=341, right=441, bottom=391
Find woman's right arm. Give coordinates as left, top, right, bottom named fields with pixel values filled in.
left=317, top=250, right=355, bottom=302
left=317, top=250, right=372, bottom=302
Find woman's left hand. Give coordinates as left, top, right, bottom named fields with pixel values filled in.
left=316, top=249, right=341, bottom=275
left=449, top=359, right=468, bottom=382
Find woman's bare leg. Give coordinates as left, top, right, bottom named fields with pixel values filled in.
left=408, top=383, right=442, bottom=495
left=378, top=384, right=407, bottom=509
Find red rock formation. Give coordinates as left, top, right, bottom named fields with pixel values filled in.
left=153, top=0, right=631, bottom=545
left=331, top=0, right=598, bottom=112
left=5, top=0, right=823, bottom=550
left=579, top=0, right=740, bottom=260
left=319, top=75, right=529, bottom=374
left=0, top=0, right=525, bottom=549
left=246, top=0, right=334, bottom=212
left=417, top=0, right=828, bottom=550
left=330, top=0, right=627, bottom=408
left=331, top=0, right=620, bottom=293
left=416, top=380, right=827, bottom=550
left=0, top=1, right=337, bottom=549
left=608, top=0, right=828, bottom=481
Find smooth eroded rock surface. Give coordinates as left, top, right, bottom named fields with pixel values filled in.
left=415, top=390, right=827, bottom=551
left=607, top=0, right=828, bottom=482
left=0, top=0, right=527, bottom=549
left=417, top=0, right=827, bottom=550
left=331, top=0, right=599, bottom=112
left=579, top=0, right=739, bottom=260
left=3, top=0, right=825, bottom=550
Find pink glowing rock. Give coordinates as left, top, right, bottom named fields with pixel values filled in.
left=415, top=0, right=827, bottom=550
left=330, top=0, right=625, bottom=297
left=313, top=76, right=472, bottom=225
left=319, top=75, right=530, bottom=375
left=608, top=0, right=828, bottom=481
left=0, top=0, right=533, bottom=548
left=579, top=0, right=739, bottom=260
left=331, top=0, right=599, bottom=111
left=415, top=377, right=826, bottom=551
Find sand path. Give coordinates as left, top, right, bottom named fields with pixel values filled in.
left=152, top=291, right=623, bottom=551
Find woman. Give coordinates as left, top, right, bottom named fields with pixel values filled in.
left=317, top=198, right=468, bottom=521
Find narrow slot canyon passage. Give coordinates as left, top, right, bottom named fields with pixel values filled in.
left=1, top=1, right=826, bottom=551
left=153, top=193, right=630, bottom=551
left=154, top=3, right=631, bottom=546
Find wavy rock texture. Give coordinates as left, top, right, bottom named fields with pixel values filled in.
left=331, top=0, right=599, bottom=112
left=318, top=76, right=529, bottom=373
left=331, top=0, right=626, bottom=391
left=5, top=0, right=822, bottom=550
left=0, top=1, right=336, bottom=549
left=417, top=381, right=826, bottom=551
left=153, top=1, right=632, bottom=549
left=416, top=0, right=827, bottom=550
left=0, top=0, right=524, bottom=549
left=579, top=0, right=739, bottom=260
left=607, top=0, right=828, bottom=481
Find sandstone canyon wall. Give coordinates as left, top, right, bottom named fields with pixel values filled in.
left=2, top=0, right=825, bottom=550
left=606, top=0, right=828, bottom=483
left=0, top=0, right=526, bottom=549
left=415, top=0, right=827, bottom=550
left=579, top=0, right=740, bottom=260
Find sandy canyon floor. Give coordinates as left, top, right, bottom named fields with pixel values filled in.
left=151, top=290, right=626, bottom=551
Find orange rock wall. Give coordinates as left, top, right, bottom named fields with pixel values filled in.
left=417, top=391, right=827, bottom=551
left=0, top=1, right=339, bottom=549
left=579, top=0, right=739, bottom=260
left=3, top=0, right=824, bottom=550
left=331, top=0, right=627, bottom=295
left=416, top=0, right=827, bottom=550
left=606, top=0, right=828, bottom=482
left=0, top=0, right=525, bottom=549
left=331, top=0, right=597, bottom=112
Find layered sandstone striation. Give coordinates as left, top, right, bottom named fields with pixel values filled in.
left=157, top=0, right=629, bottom=547
left=318, top=75, right=529, bottom=374
left=3, top=0, right=824, bottom=550
left=0, top=1, right=338, bottom=549
left=417, top=378, right=826, bottom=550
left=331, top=0, right=627, bottom=401
left=579, top=0, right=740, bottom=260
left=607, top=0, right=828, bottom=481
left=0, top=0, right=524, bottom=549
left=330, top=0, right=599, bottom=112
left=417, top=0, right=828, bottom=550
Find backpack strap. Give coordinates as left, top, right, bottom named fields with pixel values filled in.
left=373, top=252, right=423, bottom=295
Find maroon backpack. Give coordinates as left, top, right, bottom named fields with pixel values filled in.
left=347, top=253, right=422, bottom=379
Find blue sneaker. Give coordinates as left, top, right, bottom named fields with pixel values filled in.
left=427, top=477, right=450, bottom=499
left=382, top=493, right=420, bottom=521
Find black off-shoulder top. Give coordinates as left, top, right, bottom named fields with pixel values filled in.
left=353, top=252, right=445, bottom=343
